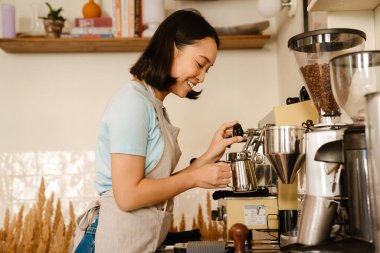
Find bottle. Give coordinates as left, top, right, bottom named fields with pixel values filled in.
left=82, top=0, right=101, bottom=18
left=1, top=4, right=16, bottom=38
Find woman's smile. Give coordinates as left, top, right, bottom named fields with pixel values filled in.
left=187, top=80, right=195, bottom=89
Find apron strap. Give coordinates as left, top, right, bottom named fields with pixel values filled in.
left=76, top=199, right=101, bottom=231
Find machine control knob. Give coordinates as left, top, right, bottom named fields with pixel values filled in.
left=229, top=223, right=249, bottom=253
left=211, top=210, right=219, bottom=221
left=233, top=123, right=244, bottom=137
left=211, top=207, right=225, bottom=221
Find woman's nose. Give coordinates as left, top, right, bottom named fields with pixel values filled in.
left=196, top=70, right=206, bottom=83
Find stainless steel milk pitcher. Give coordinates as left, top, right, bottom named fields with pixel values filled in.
left=226, top=152, right=258, bottom=192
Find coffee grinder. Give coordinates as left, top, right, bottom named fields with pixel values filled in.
left=263, top=125, right=305, bottom=243
left=288, top=28, right=366, bottom=246
left=329, top=51, right=380, bottom=243
left=242, top=124, right=305, bottom=243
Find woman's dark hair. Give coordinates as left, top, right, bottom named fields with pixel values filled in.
left=130, top=8, right=220, bottom=99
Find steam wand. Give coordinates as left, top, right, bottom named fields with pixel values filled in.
left=233, top=123, right=269, bottom=163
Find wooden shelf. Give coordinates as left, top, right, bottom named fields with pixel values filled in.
left=0, top=35, right=271, bottom=53
left=307, top=0, right=380, bottom=12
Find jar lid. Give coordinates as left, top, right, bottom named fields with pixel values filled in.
left=288, top=28, right=366, bottom=53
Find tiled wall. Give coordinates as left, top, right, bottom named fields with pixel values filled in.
left=0, top=151, right=98, bottom=225
left=0, top=151, right=213, bottom=230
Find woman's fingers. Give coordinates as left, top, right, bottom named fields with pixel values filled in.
left=196, top=162, right=234, bottom=189
left=218, top=120, right=239, bottom=137
left=223, top=136, right=244, bottom=147
left=216, top=163, right=232, bottom=181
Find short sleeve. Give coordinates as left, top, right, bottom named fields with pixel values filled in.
left=105, top=89, right=152, bottom=156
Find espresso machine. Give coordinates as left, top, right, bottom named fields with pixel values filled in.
left=212, top=126, right=280, bottom=246
left=213, top=123, right=305, bottom=250
left=288, top=28, right=367, bottom=246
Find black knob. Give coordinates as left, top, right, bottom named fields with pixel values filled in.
left=233, top=123, right=244, bottom=137
left=211, top=210, right=219, bottom=221
left=299, top=86, right=310, bottom=101
left=286, top=97, right=300, bottom=105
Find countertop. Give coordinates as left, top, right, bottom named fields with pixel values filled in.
left=156, top=238, right=374, bottom=253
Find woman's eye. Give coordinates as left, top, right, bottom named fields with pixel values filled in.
left=197, top=62, right=203, bottom=68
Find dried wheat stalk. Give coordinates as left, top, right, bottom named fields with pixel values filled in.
left=0, top=178, right=77, bottom=253
left=176, top=192, right=224, bottom=241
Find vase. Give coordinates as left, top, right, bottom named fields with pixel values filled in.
left=142, top=0, right=165, bottom=37
left=30, top=3, right=45, bottom=36
left=82, top=0, right=101, bottom=18
left=43, top=19, right=65, bottom=38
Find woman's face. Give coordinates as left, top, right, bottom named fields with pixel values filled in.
left=169, top=37, right=217, bottom=98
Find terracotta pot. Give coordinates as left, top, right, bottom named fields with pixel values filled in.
left=43, top=19, right=65, bottom=38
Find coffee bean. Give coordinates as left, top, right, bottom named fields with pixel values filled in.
left=300, top=63, right=340, bottom=116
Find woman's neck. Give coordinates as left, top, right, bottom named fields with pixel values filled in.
left=132, top=77, right=169, bottom=101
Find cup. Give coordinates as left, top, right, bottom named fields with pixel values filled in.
left=1, top=4, right=16, bottom=38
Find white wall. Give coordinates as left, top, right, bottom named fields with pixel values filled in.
left=328, top=10, right=376, bottom=50
left=273, top=1, right=305, bottom=104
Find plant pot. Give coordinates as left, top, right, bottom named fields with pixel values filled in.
left=43, top=19, right=65, bottom=38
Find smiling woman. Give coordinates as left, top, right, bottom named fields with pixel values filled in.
left=72, top=8, right=242, bottom=253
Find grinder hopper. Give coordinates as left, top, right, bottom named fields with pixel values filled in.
left=288, top=28, right=366, bottom=125
left=264, top=126, right=305, bottom=184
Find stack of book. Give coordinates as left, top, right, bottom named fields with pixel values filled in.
left=113, top=0, right=143, bottom=38
left=70, top=17, right=114, bottom=38
left=70, top=0, right=143, bottom=39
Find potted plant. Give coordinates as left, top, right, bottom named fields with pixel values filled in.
left=39, top=2, right=66, bottom=38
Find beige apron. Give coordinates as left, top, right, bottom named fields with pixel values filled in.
left=73, top=83, right=182, bottom=253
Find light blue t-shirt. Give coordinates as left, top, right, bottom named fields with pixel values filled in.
left=94, top=81, right=164, bottom=194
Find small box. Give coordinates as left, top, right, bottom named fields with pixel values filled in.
left=259, top=100, right=318, bottom=127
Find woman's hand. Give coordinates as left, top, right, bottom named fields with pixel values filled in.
left=201, top=120, right=243, bottom=164
left=190, top=162, right=232, bottom=189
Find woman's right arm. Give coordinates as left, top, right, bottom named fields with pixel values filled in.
left=111, top=153, right=232, bottom=212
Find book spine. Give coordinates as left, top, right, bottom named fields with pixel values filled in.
left=75, top=17, right=113, bottom=27
left=128, top=0, right=135, bottom=37
left=71, top=27, right=114, bottom=34
left=73, top=33, right=113, bottom=39
left=134, top=0, right=142, bottom=37
left=71, top=34, right=114, bottom=38
left=121, top=0, right=128, bottom=37
left=113, top=0, right=122, bottom=37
